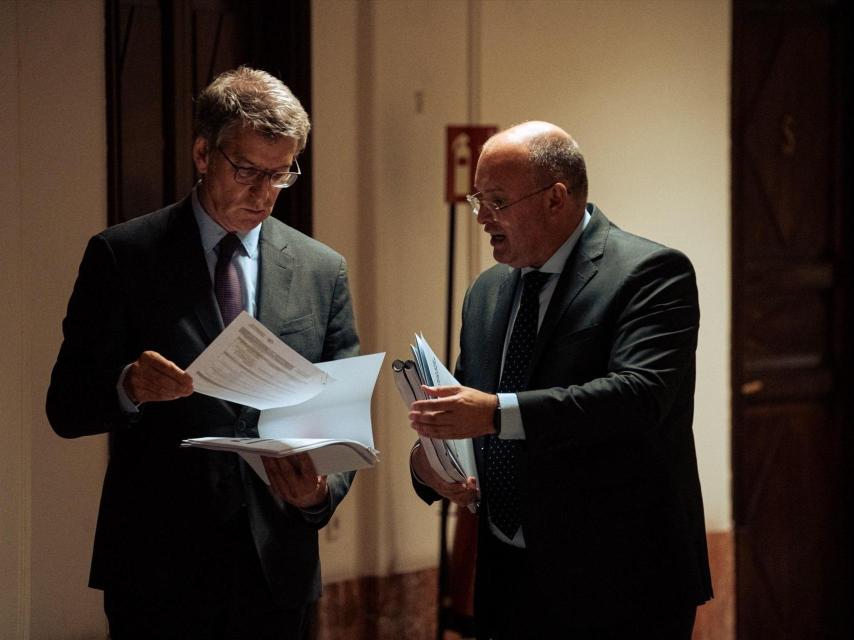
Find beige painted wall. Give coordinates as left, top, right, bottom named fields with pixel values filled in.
left=1, top=1, right=109, bottom=638
left=1, top=0, right=731, bottom=635
left=312, top=0, right=474, bottom=579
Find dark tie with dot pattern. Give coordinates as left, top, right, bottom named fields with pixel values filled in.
left=214, top=233, right=243, bottom=327
left=484, top=269, right=550, bottom=539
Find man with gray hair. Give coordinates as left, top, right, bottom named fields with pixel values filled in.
left=47, top=66, right=358, bottom=638
left=410, top=121, right=712, bottom=638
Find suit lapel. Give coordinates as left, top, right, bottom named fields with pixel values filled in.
left=244, top=220, right=294, bottom=432
left=473, top=266, right=517, bottom=468
left=168, top=199, right=223, bottom=344
left=525, top=206, right=609, bottom=381
left=256, top=218, right=294, bottom=332
left=482, top=267, right=519, bottom=393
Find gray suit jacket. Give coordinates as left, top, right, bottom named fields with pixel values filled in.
left=47, top=197, right=359, bottom=606
left=417, top=204, right=712, bottom=626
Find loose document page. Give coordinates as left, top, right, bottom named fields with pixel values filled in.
left=187, top=311, right=330, bottom=410
left=183, top=312, right=384, bottom=480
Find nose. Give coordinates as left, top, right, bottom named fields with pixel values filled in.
left=475, top=204, right=496, bottom=226
left=249, top=174, right=276, bottom=198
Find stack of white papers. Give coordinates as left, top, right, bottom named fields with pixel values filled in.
left=392, top=334, right=479, bottom=511
left=182, top=312, right=383, bottom=482
left=182, top=436, right=378, bottom=477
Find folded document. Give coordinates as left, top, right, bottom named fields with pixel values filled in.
left=182, top=312, right=383, bottom=481
left=181, top=436, right=377, bottom=477
left=392, top=334, right=478, bottom=511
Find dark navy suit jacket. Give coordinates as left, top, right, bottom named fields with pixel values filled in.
left=415, top=205, right=713, bottom=627
left=47, top=197, right=359, bottom=606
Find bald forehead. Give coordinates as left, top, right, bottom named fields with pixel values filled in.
left=487, top=121, right=570, bottom=149
left=476, top=139, right=528, bottom=182
left=480, top=136, right=526, bottom=164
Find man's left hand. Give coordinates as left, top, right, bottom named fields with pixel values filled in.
left=409, top=385, right=497, bottom=439
left=262, top=453, right=329, bottom=509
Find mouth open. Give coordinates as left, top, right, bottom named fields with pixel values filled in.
left=490, top=233, right=506, bottom=246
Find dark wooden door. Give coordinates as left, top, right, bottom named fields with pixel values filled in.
left=105, top=0, right=312, bottom=233
left=731, top=0, right=852, bottom=637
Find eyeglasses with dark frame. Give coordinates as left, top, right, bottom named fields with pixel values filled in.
left=216, top=147, right=301, bottom=189
left=466, top=183, right=566, bottom=219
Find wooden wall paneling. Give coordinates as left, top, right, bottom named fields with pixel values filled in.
left=731, top=1, right=852, bottom=636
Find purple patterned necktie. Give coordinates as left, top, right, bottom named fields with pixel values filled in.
left=484, top=269, right=550, bottom=539
left=214, top=233, right=243, bottom=326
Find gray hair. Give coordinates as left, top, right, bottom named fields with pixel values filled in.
left=528, top=133, right=588, bottom=201
left=194, top=66, right=310, bottom=151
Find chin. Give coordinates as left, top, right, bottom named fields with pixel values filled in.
left=493, top=251, right=517, bottom=267
left=236, top=211, right=269, bottom=229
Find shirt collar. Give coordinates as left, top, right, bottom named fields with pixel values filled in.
left=191, top=185, right=261, bottom=259
left=520, top=206, right=592, bottom=277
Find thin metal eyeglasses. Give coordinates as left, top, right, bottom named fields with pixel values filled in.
left=217, top=147, right=301, bottom=189
left=466, top=183, right=558, bottom=218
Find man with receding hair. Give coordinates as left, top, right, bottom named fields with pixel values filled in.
left=47, top=67, right=358, bottom=639
left=410, top=121, right=712, bottom=638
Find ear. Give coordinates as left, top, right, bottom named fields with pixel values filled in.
left=192, top=137, right=211, bottom=176
left=547, top=182, right=570, bottom=216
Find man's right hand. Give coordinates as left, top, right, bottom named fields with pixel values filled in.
left=411, top=442, right=478, bottom=508
left=123, top=350, right=194, bottom=404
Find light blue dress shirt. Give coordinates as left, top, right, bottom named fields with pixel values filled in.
left=191, top=187, right=261, bottom=317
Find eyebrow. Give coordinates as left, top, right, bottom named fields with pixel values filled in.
left=232, top=153, right=293, bottom=172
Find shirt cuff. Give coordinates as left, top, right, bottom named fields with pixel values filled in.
left=496, top=393, right=525, bottom=440
left=299, top=493, right=332, bottom=523
left=116, top=364, right=140, bottom=414
left=409, top=440, right=428, bottom=486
